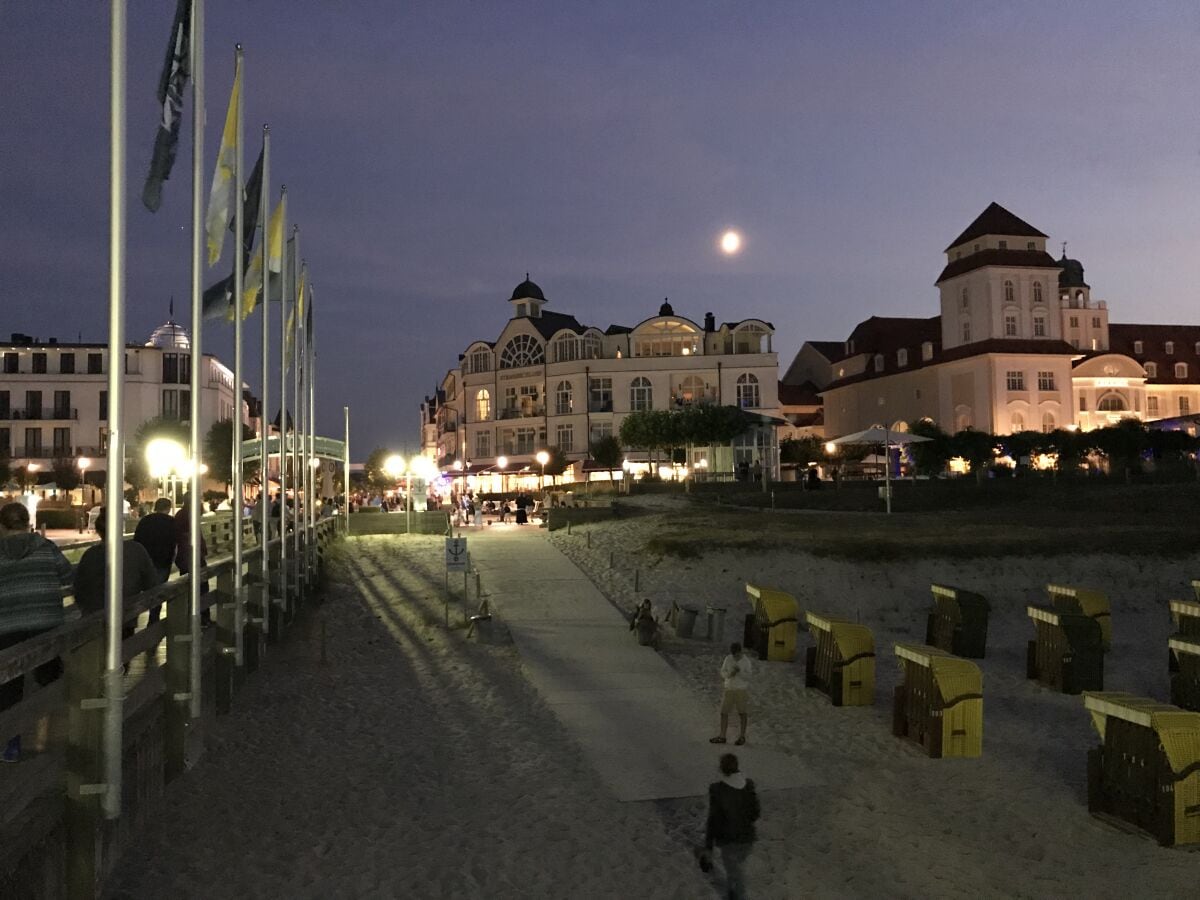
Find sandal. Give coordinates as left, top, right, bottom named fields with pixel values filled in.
left=709, top=736, right=726, bottom=744
left=734, top=737, right=746, bottom=746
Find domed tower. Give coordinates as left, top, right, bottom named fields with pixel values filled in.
left=1057, top=247, right=1108, bottom=351
left=509, top=274, right=546, bottom=319
left=1058, top=249, right=1089, bottom=307
left=146, top=319, right=191, bottom=350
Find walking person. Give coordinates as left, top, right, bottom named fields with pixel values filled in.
left=710, top=642, right=752, bottom=746
left=703, top=752, right=760, bottom=900
left=75, top=507, right=160, bottom=635
left=0, top=501, right=72, bottom=762
left=134, top=497, right=179, bottom=588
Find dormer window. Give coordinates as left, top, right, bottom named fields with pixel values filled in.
left=1175, top=363, right=1188, bottom=379
left=874, top=354, right=884, bottom=372
left=1195, top=342, right=1200, bottom=355
left=1165, top=341, right=1175, bottom=355
left=998, top=240, right=1007, bottom=250
left=1027, top=242, right=1036, bottom=250
left=921, top=341, right=933, bottom=362
left=973, top=243, right=980, bottom=253
left=1145, top=362, right=1157, bottom=378
left=897, top=348, right=908, bottom=367
left=1133, top=340, right=1143, bottom=355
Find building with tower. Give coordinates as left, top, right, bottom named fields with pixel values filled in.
left=421, top=276, right=782, bottom=486
left=785, top=202, right=1200, bottom=437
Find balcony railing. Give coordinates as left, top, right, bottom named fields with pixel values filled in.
left=0, top=407, right=79, bottom=421
left=498, top=406, right=545, bottom=420
left=588, top=401, right=613, bottom=413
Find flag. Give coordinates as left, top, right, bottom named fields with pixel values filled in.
left=205, top=55, right=242, bottom=266
left=241, top=198, right=283, bottom=319
left=141, top=0, right=192, bottom=212
left=286, top=260, right=306, bottom=360
left=200, top=147, right=264, bottom=320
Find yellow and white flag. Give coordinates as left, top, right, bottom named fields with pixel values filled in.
left=236, top=197, right=283, bottom=320
left=286, top=260, right=307, bottom=359
left=205, top=55, right=242, bottom=266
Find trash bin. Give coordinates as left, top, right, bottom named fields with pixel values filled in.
left=745, top=584, right=800, bottom=662
left=1169, top=635, right=1200, bottom=711
left=675, top=605, right=699, bottom=639
left=925, top=584, right=990, bottom=659
left=1026, top=605, right=1104, bottom=694
left=1084, top=691, right=1200, bottom=847
left=1047, top=584, right=1111, bottom=651
left=892, top=643, right=983, bottom=759
left=804, top=611, right=875, bottom=707
left=1170, top=598, right=1200, bottom=639
left=705, top=606, right=727, bottom=643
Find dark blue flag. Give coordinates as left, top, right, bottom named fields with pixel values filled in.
left=142, top=0, right=192, bottom=212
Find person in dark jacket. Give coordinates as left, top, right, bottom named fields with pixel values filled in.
left=0, top=501, right=72, bottom=762
left=704, top=753, right=760, bottom=899
left=134, top=497, right=178, bottom=585
left=629, top=599, right=662, bottom=649
left=74, top=508, right=159, bottom=623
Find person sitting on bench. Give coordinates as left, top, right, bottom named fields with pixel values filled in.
left=629, top=599, right=662, bottom=649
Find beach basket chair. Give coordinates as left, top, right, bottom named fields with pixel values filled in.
left=892, top=643, right=983, bottom=758
left=804, top=612, right=874, bottom=707
left=1026, top=605, right=1104, bottom=694
left=744, top=584, right=800, bottom=662
left=1047, top=584, right=1111, bottom=651
left=925, top=584, right=990, bottom=659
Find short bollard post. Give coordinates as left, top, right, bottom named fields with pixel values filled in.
left=609, top=550, right=614, bottom=569
left=567, top=520, right=572, bottom=535
left=586, top=530, right=591, bottom=548
left=634, top=569, right=640, bottom=591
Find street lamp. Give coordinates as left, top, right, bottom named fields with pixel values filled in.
left=146, top=437, right=186, bottom=504
left=496, top=455, right=508, bottom=495
left=77, top=457, right=91, bottom=511
left=535, top=450, right=549, bottom=488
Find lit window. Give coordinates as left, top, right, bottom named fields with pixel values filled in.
left=1006, top=371, right=1025, bottom=391
left=1037, top=371, right=1056, bottom=391
left=630, top=377, right=653, bottom=411
left=475, top=389, right=491, bottom=422
left=736, top=373, right=760, bottom=408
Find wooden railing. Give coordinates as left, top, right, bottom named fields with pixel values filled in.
left=0, top=515, right=345, bottom=899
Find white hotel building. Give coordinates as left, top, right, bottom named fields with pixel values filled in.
left=422, top=277, right=782, bottom=484
left=0, top=320, right=250, bottom=478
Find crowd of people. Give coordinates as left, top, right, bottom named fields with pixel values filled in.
left=447, top=490, right=543, bottom=527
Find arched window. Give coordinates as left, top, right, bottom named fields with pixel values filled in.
left=1175, top=363, right=1188, bottom=379
left=1032, top=281, right=1043, bottom=304
left=1166, top=341, right=1175, bottom=355
left=890, top=420, right=908, bottom=433
left=897, top=348, right=908, bottom=367
left=874, top=353, right=885, bottom=372
left=630, top=377, right=653, bottom=411
left=499, top=334, right=544, bottom=369
left=475, top=389, right=491, bottom=422
left=1010, top=412, right=1025, bottom=432
left=553, top=335, right=578, bottom=363
left=954, top=405, right=972, bottom=432
left=677, top=375, right=705, bottom=406
left=1145, top=362, right=1157, bottom=378
left=1004, top=280, right=1015, bottom=303
left=733, top=323, right=770, bottom=354
left=555, top=380, right=573, bottom=415
left=1041, top=412, right=1056, bottom=433
left=960, top=286, right=969, bottom=309
left=633, top=319, right=700, bottom=358
left=1097, top=393, right=1127, bottom=412
left=736, top=373, right=760, bottom=408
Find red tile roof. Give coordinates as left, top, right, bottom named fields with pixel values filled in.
left=945, top=202, right=1047, bottom=252
left=1107, top=323, right=1200, bottom=384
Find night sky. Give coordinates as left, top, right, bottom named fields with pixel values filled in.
left=3, top=2, right=1198, bottom=457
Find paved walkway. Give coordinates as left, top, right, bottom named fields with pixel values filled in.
left=464, top=525, right=816, bottom=802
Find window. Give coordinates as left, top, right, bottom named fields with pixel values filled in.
left=736, top=373, right=760, bottom=408
left=630, top=377, right=653, bottom=411
left=677, top=375, right=705, bottom=406
left=874, top=353, right=884, bottom=371
left=1181, top=397, right=1192, bottom=416
left=1175, top=363, right=1188, bottom=379
left=1147, top=396, right=1159, bottom=416
left=973, top=243, right=980, bottom=253
left=589, top=421, right=612, bottom=446
left=498, top=334, right=544, bottom=369
left=25, top=427, right=42, bottom=454
left=162, top=389, right=180, bottom=420
left=555, top=424, right=574, bottom=453
left=1079, top=396, right=1087, bottom=412
left=469, top=349, right=491, bottom=374
left=515, top=303, right=527, bottom=317
left=0, top=391, right=7, bottom=418
left=897, top=349, right=908, bottom=367
left=1166, top=341, right=1175, bottom=355
left=962, top=320, right=971, bottom=342
left=3, top=353, right=18, bottom=373
left=99, top=391, right=107, bottom=421
left=53, top=427, right=71, bottom=455
left=161, top=352, right=190, bottom=385
left=1037, top=371, right=1056, bottom=391
left=1133, top=340, right=1143, bottom=355
left=1033, top=315, right=1046, bottom=337
left=1033, top=282, right=1043, bottom=304
left=515, top=427, right=536, bottom=454
left=1011, top=412, right=1024, bottom=432
left=53, top=390, right=70, bottom=418
left=1003, top=280, right=1014, bottom=303
left=475, top=389, right=491, bottom=422
left=1092, top=317, right=1101, bottom=329
left=733, top=323, right=769, bottom=354
left=59, top=353, right=75, bottom=374
left=1041, top=412, right=1056, bottom=433
left=1069, top=316, right=1079, bottom=328
left=1027, top=242, right=1036, bottom=251
left=589, top=377, right=612, bottom=413
left=1195, top=342, right=1200, bottom=356
left=998, top=240, right=1008, bottom=250
left=553, top=335, right=578, bottom=363
left=1145, top=362, right=1158, bottom=378
left=474, top=431, right=491, bottom=458
left=25, top=391, right=42, bottom=418
left=32, top=353, right=46, bottom=374
left=555, top=380, right=573, bottom=415
left=921, top=341, right=933, bottom=361
left=960, top=287, right=969, bottom=309
left=634, top=319, right=702, bottom=358
left=0, top=427, right=8, bottom=456
left=1071, top=339, right=1080, bottom=349
left=1097, top=394, right=1126, bottom=412
left=1006, top=371, right=1025, bottom=391
left=1004, top=314, right=1017, bottom=336
left=87, top=352, right=102, bottom=374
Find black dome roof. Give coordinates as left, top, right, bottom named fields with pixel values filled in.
left=510, top=274, right=545, bottom=302
left=1058, top=253, right=1088, bottom=288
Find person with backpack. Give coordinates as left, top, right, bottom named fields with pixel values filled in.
left=703, top=752, right=760, bottom=899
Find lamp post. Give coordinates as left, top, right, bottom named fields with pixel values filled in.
left=823, top=441, right=838, bottom=490
left=146, top=437, right=186, bottom=505
left=496, top=455, right=508, bottom=496
left=77, top=457, right=91, bottom=511
left=383, top=453, right=407, bottom=533
left=536, top=450, right=549, bottom=488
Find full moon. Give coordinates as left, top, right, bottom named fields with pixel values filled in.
left=720, top=230, right=742, bottom=255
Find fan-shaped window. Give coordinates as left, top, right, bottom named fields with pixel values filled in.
left=555, top=380, right=573, bottom=415
left=1041, top=412, right=1056, bottom=433
left=1032, top=281, right=1043, bottom=304
left=1097, top=393, right=1127, bottom=412
left=1004, top=280, right=1015, bottom=303
left=499, top=334, right=544, bottom=369
left=677, top=375, right=705, bottom=406
left=633, top=319, right=699, bottom=358
left=736, top=373, right=760, bottom=408
left=474, top=389, right=491, bottom=422
left=630, top=377, right=653, bottom=411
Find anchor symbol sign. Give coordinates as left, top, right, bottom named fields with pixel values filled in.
left=445, top=537, right=468, bottom=572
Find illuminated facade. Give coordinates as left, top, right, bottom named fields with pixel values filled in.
left=423, top=277, right=781, bottom=484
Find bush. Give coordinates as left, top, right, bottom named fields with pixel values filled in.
left=36, top=508, right=80, bottom=530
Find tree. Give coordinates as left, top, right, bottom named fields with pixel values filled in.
left=133, top=416, right=191, bottom=451
left=780, top=436, right=825, bottom=467
left=906, top=419, right=951, bottom=476
left=204, top=419, right=261, bottom=488
left=363, top=446, right=397, bottom=492
left=1091, top=418, right=1149, bottom=478
left=52, top=458, right=81, bottom=493
left=538, top=446, right=570, bottom=484
left=590, top=435, right=622, bottom=471
left=949, top=429, right=996, bottom=482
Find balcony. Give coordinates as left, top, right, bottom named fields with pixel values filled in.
left=498, top=405, right=545, bottom=420
left=0, top=407, right=79, bottom=421
left=588, top=401, right=613, bottom=413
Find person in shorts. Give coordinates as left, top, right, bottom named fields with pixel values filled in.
left=710, top=642, right=752, bottom=746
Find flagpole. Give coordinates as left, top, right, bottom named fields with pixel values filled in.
left=291, top=233, right=301, bottom=585
left=307, top=285, right=316, bottom=557
left=187, top=0, right=205, bottom=721
left=343, top=405, right=350, bottom=535
left=258, top=128, right=270, bottom=635
left=103, top=0, right=127, bottom=820
left=231, top=44, right=245, bottom=664
left=278, top=188, right=290, bottom=619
